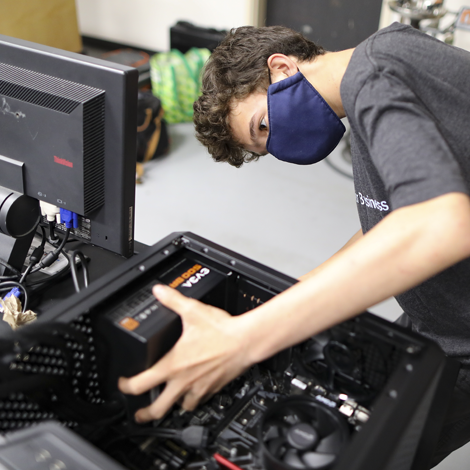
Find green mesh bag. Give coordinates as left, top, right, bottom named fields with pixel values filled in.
left=150, top=47, right=211, bottom=124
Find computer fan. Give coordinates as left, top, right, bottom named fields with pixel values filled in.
left=297, top=326, right=390, bottom=404
left=259, top=395, right=349, bottom=470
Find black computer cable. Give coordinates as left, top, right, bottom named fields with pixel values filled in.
left=0, top=226, right=46, bottom=313
left=0, top=271, right=21, bottom=282
left=125, top=424, right=210, bottom=449
left=19, top=226, right=47, bottom=284
left=69, top=250, right=89, bottom=293
left=0, top=258, right=21, bottom=279
left=30, top=227, right=70, bottom=274
left=24, top=228, right=73, bottom=292
left=25, top=254, right=71, bottom=291
left=47, top=219, right=59, bottom=245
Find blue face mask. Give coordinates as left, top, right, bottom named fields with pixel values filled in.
left=266, top=71, right=346, bottom=165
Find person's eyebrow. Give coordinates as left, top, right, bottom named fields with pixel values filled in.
left=249, top=115, right=257, bottom=143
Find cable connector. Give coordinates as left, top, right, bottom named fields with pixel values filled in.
left=40, top=202, right=60, bottom=222
left=5, top=287, right=21, bottom=299
left=126, top=424, right=210, bottom=449
left=38, top=251, right=61, bottom=269
left=180, top=425, right=210, bottom=448
left=37, top=227, right=71, bottom=269
left=59, top=209, right=78, bottom=229
left=29, top=245, right=45, bottom=266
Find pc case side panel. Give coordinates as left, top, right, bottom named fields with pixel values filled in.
left=334, top=335, right=451, bottom=470
left=0, top=421, right=127, bottom=470
left=411, top=356, right=460, bottom=470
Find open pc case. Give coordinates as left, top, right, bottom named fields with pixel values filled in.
left=0, top=232, right=458, bottom=470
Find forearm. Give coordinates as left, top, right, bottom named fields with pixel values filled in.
left=298, top=228, right=363, bottom=281
left=238, top=192, right=470, bottom=365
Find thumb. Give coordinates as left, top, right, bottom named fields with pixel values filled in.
left=153, top=284, right=197, bottom=319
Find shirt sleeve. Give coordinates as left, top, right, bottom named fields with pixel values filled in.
left=353, top=71, right=468, bottom=210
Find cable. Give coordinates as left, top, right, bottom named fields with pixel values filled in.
left=20, top=263, right=34, bottom=284
left=69, top=250, right=89, bottom=293
left=213, top=453, right=244, bottom=470
left=32, top=210, right=84, bottom=292
left=0, top=258, right=21, bottom=277
left=48, top=220, right=59, bottom=244
left=25, top=228, right=72, bottom=290
left=55, top=227, right=70, bottom=252
left=25, top=254, right=70, bottom=289
left=0, top=281, right=29, bottom=313
left=126, top=425, right=209, bottom=449
left=19, top=226, right=47, bottom=284
left=0, top=226, right=46, bottom=312
left=31, top=227, right=70, bottom=273
left=0, top=274, right=20, bottom=282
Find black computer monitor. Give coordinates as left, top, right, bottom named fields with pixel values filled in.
left=0, top=34, right=138, bottom=258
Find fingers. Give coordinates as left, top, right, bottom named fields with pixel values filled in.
left=119, top=285, right=195, bottom=397
left=120, top=284, right=238, bottom=424
left=136, top=381, right=216, bottom=422
left=181, top=389, right=213, bottom=412
left=153, top=284, right=197, bottom=317
left=118, top=355, right=170, bottom=396
left=134, top=381, right=184, bottom=422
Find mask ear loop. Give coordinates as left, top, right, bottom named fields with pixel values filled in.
left=268, top=65, right=300, bottom=86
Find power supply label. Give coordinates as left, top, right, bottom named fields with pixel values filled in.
left=107, top=282, right=161, bottom=334
left=107, top=257, right=226, bottom=336
left=167, top=263, right=210, bottom=288
left=157, top=257, right=225, bottom=299
left=119, top=316, right=140, bottom=331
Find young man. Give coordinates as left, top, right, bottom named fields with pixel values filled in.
left=119, top=23, right=470, bottom=465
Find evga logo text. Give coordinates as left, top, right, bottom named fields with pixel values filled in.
left=169, top=264, right=211, bottom=288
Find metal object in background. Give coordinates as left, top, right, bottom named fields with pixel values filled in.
left=388, top=1, right=470, bottom=49
left=389, top=0, right=448, bottom=27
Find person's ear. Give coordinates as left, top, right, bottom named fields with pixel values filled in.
left=267, top=54, right=298, bottom=84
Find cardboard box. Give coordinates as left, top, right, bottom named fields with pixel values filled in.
left=0, top=0, right=82, bottom=52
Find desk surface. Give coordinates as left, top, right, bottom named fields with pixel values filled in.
left=0, top=240, right=149, bottom=335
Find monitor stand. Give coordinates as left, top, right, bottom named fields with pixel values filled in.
left=0, top=231, right=35, bottom=276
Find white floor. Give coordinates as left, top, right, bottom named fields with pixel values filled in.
left=134, top=122, right=469, bottom=469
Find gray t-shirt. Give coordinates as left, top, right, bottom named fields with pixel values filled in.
left=340, top=23, right=470, bottom=391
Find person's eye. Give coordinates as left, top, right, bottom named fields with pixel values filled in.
left=259, top=117, right=268, bottom=131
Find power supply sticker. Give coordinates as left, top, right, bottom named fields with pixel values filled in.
left=158, top=258, right=225, bottom=299
left=119, top=316, right=140, bottom=331
left=106, top=283, right=161, bottom=331
left=168, top=263, right=209, bottom=288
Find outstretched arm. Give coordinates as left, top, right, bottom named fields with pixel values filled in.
left=298, top=228, right=363, bottom=281
left=119, top=192, right=470, bottom=422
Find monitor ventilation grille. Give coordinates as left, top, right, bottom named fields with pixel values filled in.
left=0, top=62, right=103, bottom=114
left=83, top=96, right=105, bottom=214
left=0, top=62, right=106, bottom=215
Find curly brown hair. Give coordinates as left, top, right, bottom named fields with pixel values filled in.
left=193, top=25, right=325, bottom=167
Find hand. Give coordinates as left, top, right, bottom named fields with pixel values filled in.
left=118, top=284, right=252, bottom=423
